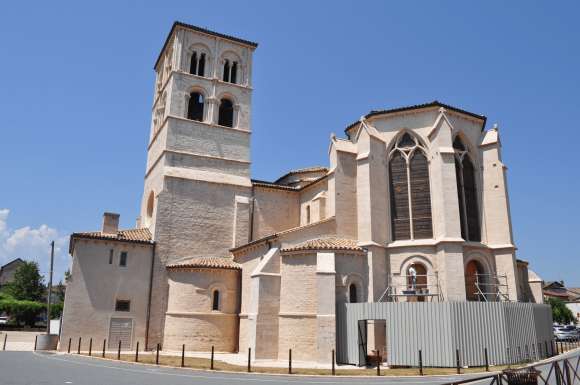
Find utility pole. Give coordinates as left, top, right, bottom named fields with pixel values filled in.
left=46, top=241, right=55, bottom=335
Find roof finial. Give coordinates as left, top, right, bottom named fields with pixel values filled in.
left=493, top=123, right=499, bottom=131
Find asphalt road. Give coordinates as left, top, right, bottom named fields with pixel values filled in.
left=0, top=351, right=497, bottom=385
left=2, top=350, right=579, bottom=385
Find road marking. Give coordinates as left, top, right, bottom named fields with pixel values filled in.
left=31, top=352, right=461, bottom=384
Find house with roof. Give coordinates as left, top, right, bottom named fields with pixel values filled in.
left=60, top=22, right=548, bottom=364
left=0, top=258, right=25, bottom=288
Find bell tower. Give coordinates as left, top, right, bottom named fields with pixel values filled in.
left=139, top=22, right=257, bottom=346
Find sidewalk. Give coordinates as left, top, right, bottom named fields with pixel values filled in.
left=0, top=331, right=43, bottom=351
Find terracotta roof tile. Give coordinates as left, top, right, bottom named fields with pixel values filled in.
left=281, top=237, right=365, bottom=253
left=166, top=256, right=241, bottom=270
left=72, top=228, right=153, bottom=243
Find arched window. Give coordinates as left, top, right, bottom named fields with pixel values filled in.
left=389, top=133, right=433, bottom=240
left=212, top=290, right=220, bottom=311
left=187, top=92, right=204, bottom=122
left=222, top=59, right=239, bottom=84
left=231, top=61, right=238, bottom=84
left=198, top=53, right=205, bottom=76
left=218, top=98, right=234, bottom=127
left=146, top=191, right=154, bottom=219
left=189, top=52, right=197, bottom=75
left=465, top=260, right=484, bottom=301
left=454, top=137, right=481, bottom=242
left=189, top=51, right=206, bottom=77
left=349, top=283, right=358, bottom=303
left=223, top=60, right=230, bottom=82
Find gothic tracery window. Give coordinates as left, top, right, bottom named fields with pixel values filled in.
left=454, top=137, right=481, bottom=242
left=389, top=133, right=433, bottom=240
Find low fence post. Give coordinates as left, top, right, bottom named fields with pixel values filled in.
left=2, top=333, right=7, bottom=351
left=88, top=338, right=92, bottom=356
left=102, top=339, right=106, bottom=358
left=135, top=341, right=139, bottom=362
left=77, top=337, right=81, bottom=354
left=117, top=340, right=121, bottom=360
left=210, top=345, right=214, bottom=370
left=456, top=349, right=460, bottom=374
left=247, top=347, right=251, bottom=373
left=525, top=344, right=529, bottom=362
left=484, top=347, right=489, bottom=371
left=419, top=349, right=423, bottom=375
left=155, top=343, right=160, bottom=365
left=34, top=335, right=37, bottom=351
left=181, top=344, right=185, bottom=368
left=67, top=338, right=71, bottom=353
left=288, top=349, right=292, bottom=374
left=331, top=349, right=335, bottom=375
left=376, top=355, right=380, bottom=376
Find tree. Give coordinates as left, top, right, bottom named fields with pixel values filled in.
left=5, top=261, right=45, bottom=301
left=547, top=297, right=576, bottom=324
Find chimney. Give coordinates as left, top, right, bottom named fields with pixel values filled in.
left=102, top=212, right=120, bottom=234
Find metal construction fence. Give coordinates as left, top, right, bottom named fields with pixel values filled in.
left=336, top=302, right=554, bottom=367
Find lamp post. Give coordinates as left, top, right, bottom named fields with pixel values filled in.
left=46, top=241, right=55, bottom=334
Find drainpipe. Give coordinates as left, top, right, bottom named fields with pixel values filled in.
left=249, top=184, right=255, bottom=242
left=144, top=242, right=156, bottom=350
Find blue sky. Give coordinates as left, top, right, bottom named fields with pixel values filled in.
left=0, top=1, right=578, bottom=286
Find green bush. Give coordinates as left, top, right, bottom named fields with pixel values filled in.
left=0, top=298, right=45, bottom=327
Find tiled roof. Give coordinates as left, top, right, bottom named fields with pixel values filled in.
left=251, top=179, right=298, bottom=191
left=166, top=256, right=241, bottom=270
left=275, top=166, right=328, bottom=184
left=344, top=101, right=487, bottom=137
left=71, top=228, right=153, bottom=243
left=281, top=237, right=365, bottom=253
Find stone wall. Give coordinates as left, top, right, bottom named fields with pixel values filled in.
left=60, top=239, right=153, bottom=351
left=163, top=268, right=239, bottom=352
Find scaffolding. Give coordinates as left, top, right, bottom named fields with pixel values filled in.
left=378, top=272, right=510, bottom=303
left=469, top=273, right=510, bottom=302
left=378, top=273, right=443, bottom=302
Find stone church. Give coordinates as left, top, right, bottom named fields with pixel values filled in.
left=60, top=22, right=543, bottom=363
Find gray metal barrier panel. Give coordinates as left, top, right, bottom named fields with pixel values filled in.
left=336, top=302, right=553, bottom=367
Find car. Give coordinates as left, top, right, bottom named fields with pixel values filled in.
left=0, top=316, right=8, bottom=325
left=554, top=325, right=579, bottom=341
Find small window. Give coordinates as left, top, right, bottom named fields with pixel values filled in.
left=349, top=284, right=358, bottom=303
left=212, top=290, right=220, bottom=311
left=119, top=252, right=128, bottom=267
left=108, top=249, right=113, bottom=265
left=306, top=205, right=311, bottom=224
left=115, top=300, right=131, bottom=312
left=218, top=99, right=234, bottom=127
